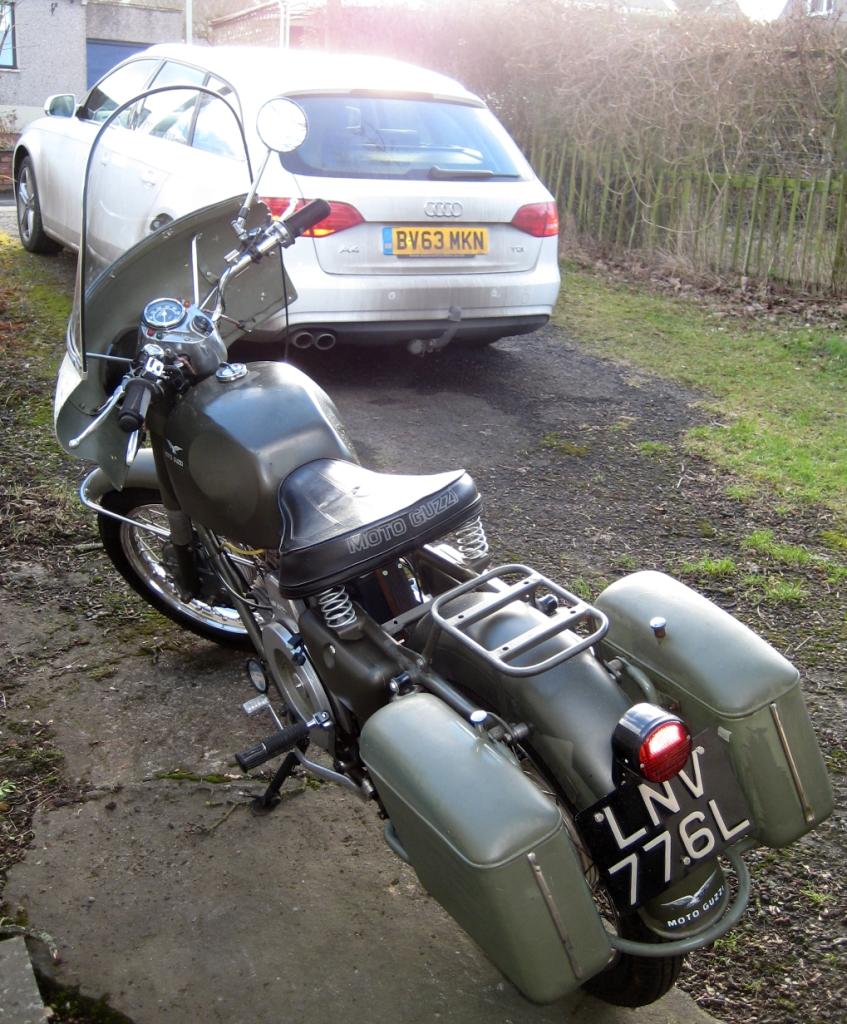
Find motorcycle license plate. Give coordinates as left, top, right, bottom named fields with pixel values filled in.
left=382, top=225, right=488, bottom=257
left=576, top=730, right=753, bottom=910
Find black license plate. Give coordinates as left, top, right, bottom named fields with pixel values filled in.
left=576, top=730, right=753, bottom=910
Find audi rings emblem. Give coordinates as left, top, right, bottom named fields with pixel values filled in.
left=424, top=201, right=463, bottom=218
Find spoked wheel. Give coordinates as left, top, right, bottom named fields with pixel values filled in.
left=98, top=488, right=252, bottom=649
left=16, top=157, right=61, bottom=254
left=520, top=750, right=684, bottom=1008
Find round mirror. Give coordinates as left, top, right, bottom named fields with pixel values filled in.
left=256, top=97, right=308, bottom=153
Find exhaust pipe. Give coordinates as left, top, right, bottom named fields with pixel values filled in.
left=291, top=330, right=314, bottom=349
left=314, top=331, right=337, bottom=351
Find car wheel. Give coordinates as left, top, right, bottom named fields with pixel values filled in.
left=16, top=156, right=61, bottom=254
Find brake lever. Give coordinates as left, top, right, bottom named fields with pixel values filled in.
left=125, top=428, right=141, bottom=466
left=68, top=380, right=127, bottom=449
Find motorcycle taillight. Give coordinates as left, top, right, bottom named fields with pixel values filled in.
left=259, top=197, right=363, bottom=236
left=613, top=704, right=691, bottom=783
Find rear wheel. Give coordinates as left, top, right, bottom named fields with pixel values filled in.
left=581, top=900, right=683, bottom=1007
left=16, top=156, right=61, bottom=254
left=98, top=488, right=252, bottom=649
left=521, top=750, right=683, bottom=1007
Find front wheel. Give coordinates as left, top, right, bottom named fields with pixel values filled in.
left=16, top=156, right=61, bottom=254
left=98, top=488, right=252, bottom=649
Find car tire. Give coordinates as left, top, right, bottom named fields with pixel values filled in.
left=16, top=156, right=61, bottom=254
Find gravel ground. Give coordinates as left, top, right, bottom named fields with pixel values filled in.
left=0, top=231, right=843, bottom=1023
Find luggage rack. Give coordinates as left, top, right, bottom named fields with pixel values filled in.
left=426, top=564, right=609, bottom=678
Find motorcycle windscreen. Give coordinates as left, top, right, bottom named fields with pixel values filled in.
left=57, top=85, right=296, bottom=487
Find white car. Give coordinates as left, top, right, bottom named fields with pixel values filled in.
left=14, top=44, right=560, bottom=349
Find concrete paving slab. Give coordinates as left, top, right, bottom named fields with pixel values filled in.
left=4, top=781, right=717, bottom=1024
left=0, top=937, right=50, bottom=1024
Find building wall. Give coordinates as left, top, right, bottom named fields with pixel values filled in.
left=0, top=0, right=184, bottom=132
left=86, top=0, right=184, bottom=48
left=0, top=0, right=87, bottom=117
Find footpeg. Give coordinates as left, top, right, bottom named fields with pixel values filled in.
left=236, top=721, right=311, bottom=772
left=235, top=710, right=331, bottom=772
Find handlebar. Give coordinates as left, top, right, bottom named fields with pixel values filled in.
left=282, top=198, right=331, bottom=239
left=118, top=376, right=156, bottom=433
left=212, top=198, right=330, bottom=320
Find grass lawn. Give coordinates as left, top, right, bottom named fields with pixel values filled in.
left=555, top=263, right=847, bottom=519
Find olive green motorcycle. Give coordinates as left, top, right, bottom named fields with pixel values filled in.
left=55, top=89, right=833, bottom=1010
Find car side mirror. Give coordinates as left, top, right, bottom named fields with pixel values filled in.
left=44, top=94, right=77, bottom=118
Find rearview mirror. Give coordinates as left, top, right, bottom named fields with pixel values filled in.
left=256, top=97, right=308, bottom=154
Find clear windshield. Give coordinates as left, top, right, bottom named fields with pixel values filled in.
left=59, top=85, right=296, bottom=485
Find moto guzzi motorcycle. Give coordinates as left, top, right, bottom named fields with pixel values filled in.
left=54, top=91, right=833, bottom=1010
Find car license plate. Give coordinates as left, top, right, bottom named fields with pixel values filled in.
left=382, top=225, right=488, bottom=257
left=576, top=730, right=753, bottom=910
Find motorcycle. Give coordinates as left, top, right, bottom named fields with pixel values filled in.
left=54, top=89, right=833, bottom=1010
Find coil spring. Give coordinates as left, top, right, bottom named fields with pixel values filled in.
left=455, top=515, right=490, bottom=568
left=317, top=585, right=358, bottom=632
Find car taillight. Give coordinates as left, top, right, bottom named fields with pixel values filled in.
left=510, top=201, right=559, bottom=237
left=613, top=704, right=692, bottom=783
left=259, top=197, right=363, bottom=236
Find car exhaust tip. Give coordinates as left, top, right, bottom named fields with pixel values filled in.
left=314, top=331, right=337, bottom=351
left=291, top=330, right=314, bottom=349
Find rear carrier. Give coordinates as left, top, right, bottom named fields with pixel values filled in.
left=359, top=693, right=612, bottom=1003
left=595, top=571, right=833, bottom=848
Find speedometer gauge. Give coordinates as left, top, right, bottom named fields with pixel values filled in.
left=142, top=298, right=186, bottom=330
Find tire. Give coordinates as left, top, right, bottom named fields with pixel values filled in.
left=98, top=488, right=252, bottom=649
left=15, top=156, right=61, bottom=254
left=581, top=907, right=683, bottom=1008
left=521, top=749, right=683, bottom=1008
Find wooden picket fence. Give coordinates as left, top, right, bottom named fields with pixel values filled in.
left=524, top=137, right=847, bottom=294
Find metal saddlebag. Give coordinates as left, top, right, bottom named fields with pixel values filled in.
left=595, top=571, right=833, bottom=848
left=359, top=693, right=611, bottom=1003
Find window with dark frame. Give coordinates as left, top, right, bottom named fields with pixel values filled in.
left=0, top=1, right=16, bottom=69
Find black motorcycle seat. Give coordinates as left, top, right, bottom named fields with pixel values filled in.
left=276, top=459, right=481, bottom=597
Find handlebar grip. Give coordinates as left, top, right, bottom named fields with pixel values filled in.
left=282, top=198, right=331, bottom=239
left=235, top=720, right=311, bottom=772
left=118, top=377, right=155, bottom=433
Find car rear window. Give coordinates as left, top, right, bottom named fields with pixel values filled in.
left=279, top=95, right=526, bottom=181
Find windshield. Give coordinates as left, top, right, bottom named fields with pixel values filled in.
left=280, top=95, right=526, bottom=180
left=58, top=84, right=294, bottom=486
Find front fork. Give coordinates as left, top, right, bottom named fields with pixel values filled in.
left=149, top=434, right=199, bottom=601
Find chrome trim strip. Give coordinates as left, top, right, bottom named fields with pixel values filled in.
left=770, top=701, right=816, bottom=825
left=527, top=851, right=583, bottom=978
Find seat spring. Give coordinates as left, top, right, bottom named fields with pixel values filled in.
left=455, top=515, right=490, bottom=568
left=318, top=585, right=358, bottom=631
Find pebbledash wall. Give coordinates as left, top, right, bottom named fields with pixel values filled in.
left=0, top=1, right=183, bottom=130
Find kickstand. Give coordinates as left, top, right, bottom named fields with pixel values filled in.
left=251, top=741, right=309, bottom=815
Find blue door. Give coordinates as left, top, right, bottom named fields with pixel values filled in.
left=86, top=40, right=148, bottom=89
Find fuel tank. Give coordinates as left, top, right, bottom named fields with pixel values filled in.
left=162, top=361, right=356, bottom=547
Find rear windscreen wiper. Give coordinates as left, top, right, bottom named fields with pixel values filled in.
left=428, top=166, right=498, bottom=180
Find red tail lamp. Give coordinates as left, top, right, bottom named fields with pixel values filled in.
left=613, top=704, right=692, bottom=783
left=510, top=201, right=559, bottom=237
